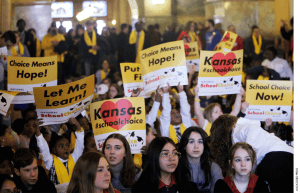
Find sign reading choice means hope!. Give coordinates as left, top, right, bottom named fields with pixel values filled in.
left=197, top=49, right=243, bottom=96
left=33, top=75, right=94, bottom=125
left=184, top=42, right=200, bottom=71
left=215, top=31, right=238, bottom=52
left=120, top=63, right=149, bottom=98
left=90, top=97, right=146, bottom=154
left=139, top=41, right=188, bottom=94
left=7, top=56, right=58, bottom=103
left=245, top=80, right=292, bottom=122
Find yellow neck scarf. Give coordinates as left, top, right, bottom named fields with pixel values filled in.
left=252, top=34, right=262, bottom=55
left=129, top=30, right=145, bottom=63
left=189, top=31, right=196, bottom=43
left=101, top=69, right=110, bottom=80
left=53, top=154, right=75, bottom=184
left=36, top=37, right=41, bottom=57
left=70, top=132, right=76, bottom=152
left=11, top=42, right=24, bottom=56
left=84, top=30, right=97, bottom=55
left=133, top=153, right=143, bottom=167
left=257, top=75, right=269, bottom=80
left=169, top=123, right=186, bottom=144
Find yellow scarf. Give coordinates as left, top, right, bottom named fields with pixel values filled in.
left=11, top=42, right=24, bottom=56
left=84, top=30, right=97, bottom=55
left=70, top=132, right=76, bottom=152
left=133, top=153, right=143, bottom=167
left=257, top=75, right=269, bottom=80
left=53, top=154, right=75, bottom=184
left=189, top=31, right=196, bottom=43
left=101, top=69, right=110, bottom=80
left=252, top=34, right=262, bottom=55
left=36, top=37, right=41, bottom=57
left=169, top=123, right=186, bottom=144
left=129, top=30, right=145, bottom=63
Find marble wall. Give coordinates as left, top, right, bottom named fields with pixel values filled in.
left=205, top=1, right=276, bottom=39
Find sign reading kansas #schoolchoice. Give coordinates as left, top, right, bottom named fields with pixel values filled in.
left=246, top=80, right=292, bottom=122
left=184, top=42, right=200, bottom=71
left=7, top=56, right=57, bottom=103
left=197, top=50, right=243, bottom=96
left=120, top=63, right=149, bottom=98
left=139, top=41, right=188, bottom=94
left=33, top=75, right=94, bottom=125
left=90, top=97, right=146, bottom=154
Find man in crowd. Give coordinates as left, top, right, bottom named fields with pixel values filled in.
left=205, top=19, right=222, bottom=51
left=13, top=148, right=57, bottom=193
left=16, top=19, right=34, bottom=57
left=117, top=24, right=129, bottom=64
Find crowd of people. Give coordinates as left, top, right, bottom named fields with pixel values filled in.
left=0, top=16, right=294, bottom=193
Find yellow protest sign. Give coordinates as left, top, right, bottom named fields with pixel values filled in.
left=185, top=42, right=200, bottom=71
left=215, top=31, right=238, bottom=52
left=0, top=90, right=20, bottom=115
left=245, top=80, right=292, bottom=122
left=33, top=75, right=94, bottom=125
left=197, top=50, right=243, bottom=96
left=139, top=41, right=188, bottom=93
left=90, top=97, right=146, bottom=153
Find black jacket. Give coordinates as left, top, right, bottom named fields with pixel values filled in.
left=14, top=166, right=57, bottom=193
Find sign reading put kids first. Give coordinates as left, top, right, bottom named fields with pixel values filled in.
left=33, top=75, right=94, bottom=125
left=120, top=63, right=149, bottom=98
left=197, top=49, right=243, bottom=96
left=90, top=97, right=146, bottom=154
left=245, top=80, right=292, bottom=122
left=139, top=41, right=188, bottom=94
left=7, top=56, right=57, bottom=103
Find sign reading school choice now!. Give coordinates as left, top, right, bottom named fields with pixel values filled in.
left=197, top=49, right=243, bottom=96
left=245, top=80, right=292, bottom=122
left=33, top=75, right=94, bottom=125
left=90, top=97, right=146, bottom=154
left=139, top=40, right=188, bottom=94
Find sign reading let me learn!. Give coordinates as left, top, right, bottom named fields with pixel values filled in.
left=139, top=41, right=188, bottom=94
left=197, top=50, right=243, bottom=96
left=90, top=97, right=146, bottom=154
left=246, top=80, right=292, bottom=122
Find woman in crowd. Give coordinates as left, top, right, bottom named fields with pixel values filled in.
left=132, top=137, right=199, bottom=193
left=177, top=21, right=202, bottom=50
left=210, top=115, right=293, bottom=193
left=214, top=142, right=271, bottom=193
left=0, top=174, right=20, bottom=193
left=67, top=151, right=120, bottom=193
left=102, top=133, right=141, bottom=193
left=178, top=127, right=223, bottom=192
left=109, top=84, right=124, bottom=99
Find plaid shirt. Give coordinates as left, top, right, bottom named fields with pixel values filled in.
left=49, top=161, right=69, bottom=185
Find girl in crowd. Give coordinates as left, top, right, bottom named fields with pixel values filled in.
left=83, top=132, right=97, bottom=154
left=102, top=133, right=141, bottom=193
left=96, top=59, right=115, bottom=85
left=178, top=127, right=223, bottom=192
left=109, top=84, right=124, bottom=99
left=193, top=85, right=245, bottom=136
left=132, top=137, right=199, bottom=193
left=0, top=124, right=15, bottom=149
left=0, top=174, right=20, bottom=193
left=210, top=115, right=293, bottom=193
left=0, top=147, right=14, bottom=176
left=177, top=21, right=202, bottom=50
left=19, top=117, right=37, bottom=149
left=67, top=151, right=120, bottom=193
left=214, top=143, right=271, bottom=193
left=36, top=118, right=84, bottom=185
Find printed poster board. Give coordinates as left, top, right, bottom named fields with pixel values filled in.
left=245, top=80, right=292, bottom=122
left=33, top=75, right=94, bottom=125
left=0, top=90, right=20, bottom=115
left=90, top=97, right=146, bottom=154
left=7, top=56, right=57, bottom=103
left=197, top=50, right=243, bottom=96
left=139, top=41, right=188, bottom=94
left=120, top=63, right=149, bottom=98
left=215, top=31, right=238, bottom=52
left=184, top=42, right=200, bottom=71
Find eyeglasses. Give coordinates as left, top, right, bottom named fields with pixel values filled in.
left=1, top=189, right=22, bottom=193
left=160, top=152, right=181, bottom=160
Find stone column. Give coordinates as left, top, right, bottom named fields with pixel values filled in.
left=0, top=0, right=12, bottom=33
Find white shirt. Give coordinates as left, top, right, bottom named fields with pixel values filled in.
left=262, top=57, right=293, bottom=81
left=232, top=118, right=294, bottom=163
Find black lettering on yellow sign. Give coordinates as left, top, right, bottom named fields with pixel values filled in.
left=45, top=90, right=86, bottom=106
left=148, top=54, right=175, bottom=67
left=31, top=61, right=55, bottom=67
left=256, top=92, right=284, bottom=101
left=17, top=70, right=47, bottom=80
left=185, top=47, right=196, bottom=53
left=94, top=107, right=142, bottom=120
